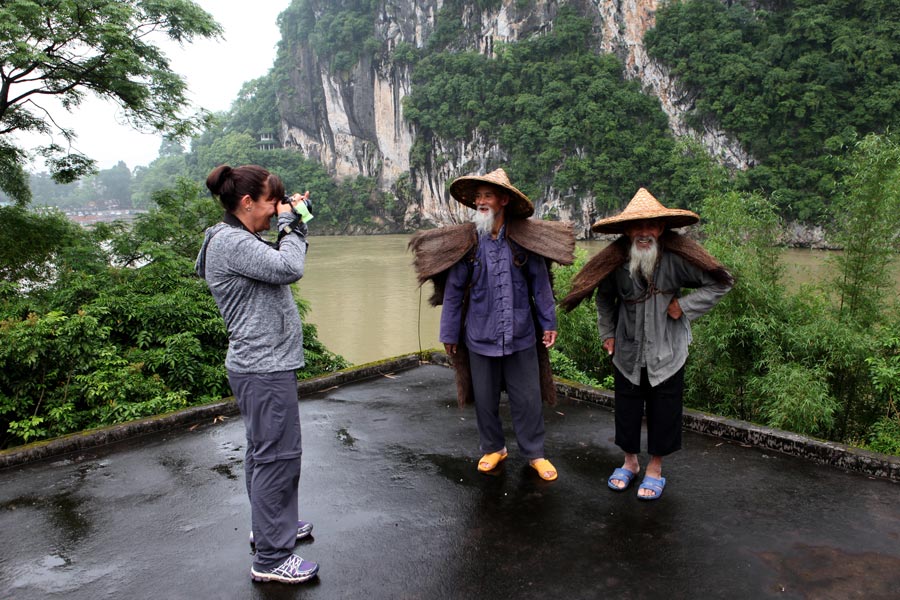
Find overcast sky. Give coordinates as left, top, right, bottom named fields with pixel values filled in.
left=16, top=0, right=292, bottom=172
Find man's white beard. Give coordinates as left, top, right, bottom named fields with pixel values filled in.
left=629, top=238, right=659, bottom=281
left=473, top=209, right=496, bottom=236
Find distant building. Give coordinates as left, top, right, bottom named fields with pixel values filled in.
left=256, top=132, right=279, bottom=151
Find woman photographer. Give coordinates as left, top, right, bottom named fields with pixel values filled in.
left=195, top=164, right=319, bottom=584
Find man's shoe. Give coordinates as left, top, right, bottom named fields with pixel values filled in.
left=250, top=554, right=319, bottom=584
left=250, top=520, right=314, bottom=547
left=477, top=450, right=508, bottom=472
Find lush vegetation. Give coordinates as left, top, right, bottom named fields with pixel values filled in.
left=0, top=182, right=349, bottom=448
left=4, top=0, right=900, bottom=456
left=646, top=0, right=900, bottom=221
left=553, top=133, right=900, bottom=455
left=405, top=7, right=726, bottom=215
left=0, top=0, right=222, bottom=204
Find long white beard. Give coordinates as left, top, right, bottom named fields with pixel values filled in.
left=473, top=209, right=497, bottom=236
left=628, top=238, right=659, bottom=282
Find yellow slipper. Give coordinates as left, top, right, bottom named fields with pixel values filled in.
left=529, top=458, right=558, bottom=481
left=477, top=451, right=508, bottom=472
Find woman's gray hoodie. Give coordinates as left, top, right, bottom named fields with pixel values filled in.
left=195, top=213, right=307, bottom=374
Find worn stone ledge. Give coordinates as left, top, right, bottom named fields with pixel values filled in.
left=552, top=375, right=900, bottom=483
left=4, top=352, right=898, bottom=482
left=0, top=354, right=429, bottom=470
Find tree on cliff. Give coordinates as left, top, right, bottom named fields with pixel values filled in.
left=0, top=0, right=222, bottom=205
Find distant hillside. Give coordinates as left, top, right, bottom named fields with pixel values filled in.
left=132, top=0, right=900, bottom=239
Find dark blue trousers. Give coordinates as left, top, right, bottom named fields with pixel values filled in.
left=468, top=345, right=546, bottom=460
left=228, top=370, right=303, bottom=569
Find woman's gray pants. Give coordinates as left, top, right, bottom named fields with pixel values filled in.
left=228, top=370, right=303, bottom=569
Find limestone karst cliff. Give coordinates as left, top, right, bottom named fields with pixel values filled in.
left=276, top=0, right=748, bottom=235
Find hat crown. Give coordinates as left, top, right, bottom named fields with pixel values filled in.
left=590, top=187, right=700, bottom=234
left=480, top=168, right=513, bottom=188
left=448, top=167, right=534, bottom=219
left=620, top=188, right=666, bottom=218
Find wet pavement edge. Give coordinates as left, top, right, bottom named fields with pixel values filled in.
left=2, top=351, right=898, bottom=483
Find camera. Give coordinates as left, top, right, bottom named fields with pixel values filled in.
left=281, top=194, right=314, bottom=223
left=281, top=194, right=312, bottom=213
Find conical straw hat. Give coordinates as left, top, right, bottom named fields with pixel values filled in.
left=591, top=188, right=699, bottom=234
left=449, top=168, right=534, bottom=219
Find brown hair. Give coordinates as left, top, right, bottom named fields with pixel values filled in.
left=205, top=164, right=286, bottom=212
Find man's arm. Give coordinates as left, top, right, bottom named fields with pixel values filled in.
left=669, top=255, right=732, bottom=321
left=595, top=274, right=617, bottom=354
left=439, top=260, right=469, bottom=355
left=527, top=256, right=557, bottom=333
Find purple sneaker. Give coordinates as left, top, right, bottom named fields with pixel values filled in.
left=249, top=520, right=314, bottom=547
left=250, top=554, right=319, bottom=584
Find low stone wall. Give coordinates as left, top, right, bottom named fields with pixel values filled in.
left=0, top=354, right=425, bottom=470
left=2, top=351, right=897, bottom=482
left=555, top=376, right=900, bottom=483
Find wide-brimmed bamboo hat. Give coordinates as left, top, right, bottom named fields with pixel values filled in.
left=591, top=188, right=699, bottom=234
left=448, top=168, right=534, bottom=219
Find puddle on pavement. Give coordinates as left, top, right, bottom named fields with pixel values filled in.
left=758, top=544, right=900, bottom=597
left=210, top=464, right=239, bottom=480
left=336, top=427, right=356, bottom=447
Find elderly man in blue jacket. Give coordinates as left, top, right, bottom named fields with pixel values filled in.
left=411, top=168, right=574, bottom=482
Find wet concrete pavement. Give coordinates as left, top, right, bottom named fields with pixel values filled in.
left=1, top=363, right=899, bottom=599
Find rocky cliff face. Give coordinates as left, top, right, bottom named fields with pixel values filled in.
left=278, top=0, right=749, bottom=235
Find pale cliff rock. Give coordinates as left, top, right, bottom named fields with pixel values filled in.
left=278, top=0, right=751, bottom=236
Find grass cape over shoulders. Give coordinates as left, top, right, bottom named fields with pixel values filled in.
left=558, top=230, right=734, bottom=313
left=409, top=218, right=575, bottom=407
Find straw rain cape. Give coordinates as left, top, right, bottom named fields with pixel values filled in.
left=409, top=219, right=575, bottom=407
left=558, top=231, right=734, bottom=313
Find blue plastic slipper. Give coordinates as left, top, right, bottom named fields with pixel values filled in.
left=607, top=467, right=636, bottom=491
left=637, top=475, right=667, bottom=500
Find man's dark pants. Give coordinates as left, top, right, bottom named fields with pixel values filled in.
left=613, top=365, right=685, bottom=456
left=468, top=345, right=546, bottom=460
left=228, top=370, right=303, bottom=569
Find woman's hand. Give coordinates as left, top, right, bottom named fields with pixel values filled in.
left=276, top=191, right=310, bottom=215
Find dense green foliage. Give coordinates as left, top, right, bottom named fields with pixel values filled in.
left=553, top=133, right=900, bottom=455
left=405, top=7, right=724, bottom=214
left=646, top=0, right=900, bottom=221
left=0, top=181, right=348, bottom=449
left=0, top=0, right=222, bottom=204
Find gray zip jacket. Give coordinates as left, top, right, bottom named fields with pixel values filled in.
left=596, top=250, right=731, bottom=387
left=195, top=213, right=307, bottom=373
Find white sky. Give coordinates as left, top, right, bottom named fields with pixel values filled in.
left=15, top=0, right=292, bottom=172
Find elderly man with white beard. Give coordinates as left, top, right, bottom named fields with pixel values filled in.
left=408, top=168, right=575, bottom=481
left=560, top=188, right=734, bottom=500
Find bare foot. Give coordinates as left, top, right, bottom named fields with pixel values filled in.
left=477, top=448, right=507, bottom=471
left=529, top=457, right=558, bottom=481
left=638, top=455, right=663, bottom=498
left=609, top=453, right=640, bottom=489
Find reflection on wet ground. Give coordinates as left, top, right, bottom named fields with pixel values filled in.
left=1, top=364, right=898, bottom=599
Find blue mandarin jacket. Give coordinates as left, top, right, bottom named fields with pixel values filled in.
left=439, top=226, right=557, bottom=357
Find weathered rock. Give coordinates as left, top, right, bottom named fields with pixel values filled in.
left=278, top=0, right=753, bottom=237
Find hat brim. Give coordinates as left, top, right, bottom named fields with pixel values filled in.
left=591, top=210, right=699, bottom=234
left=449, top=177, right=534, bottom=219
